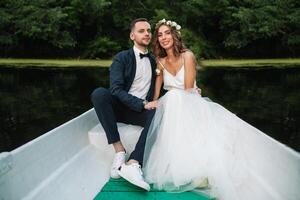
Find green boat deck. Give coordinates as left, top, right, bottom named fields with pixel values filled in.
left=94, top=178, right=215, bottom=200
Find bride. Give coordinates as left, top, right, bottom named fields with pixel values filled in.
left=142, top=19, right=300, bottom=200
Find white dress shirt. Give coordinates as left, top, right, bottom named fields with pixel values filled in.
left=128, top=45, right=152, bottom=100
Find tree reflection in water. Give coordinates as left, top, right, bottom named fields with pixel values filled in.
left=0, top=66, right=299, bottom=152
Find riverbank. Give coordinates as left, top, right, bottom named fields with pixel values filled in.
left=201, top=58, right=300, bottom=68
left=0, top=59, right=112, bottom=68
left=0, top=58, right=300, bottom=68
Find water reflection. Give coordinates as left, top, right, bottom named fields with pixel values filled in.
left=198, top=67, right=300, bottom=152
left=0, top=67, right=109, bottom=152
left=0, top=66, right=299, bottom=152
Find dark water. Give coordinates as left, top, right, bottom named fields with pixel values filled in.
left=0, top=66, right=299, bottom=152
left=0, top=67, right=109, bottom=152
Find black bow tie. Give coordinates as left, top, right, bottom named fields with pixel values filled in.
left=139, top=53, right=150, bottom=59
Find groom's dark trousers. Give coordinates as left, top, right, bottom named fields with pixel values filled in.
left=91, top=48, right=156, bottom=166
left=91, top=88, right=155, bottom=165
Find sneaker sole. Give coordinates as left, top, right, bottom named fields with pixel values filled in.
left=111, top=169, right=122, bottom=179
left=118, top=170, right=150, bottom=191
left=110, top=174, right=121, bottom=179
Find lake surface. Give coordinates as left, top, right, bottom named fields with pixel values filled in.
left=0, top=66, right=299, bottom=152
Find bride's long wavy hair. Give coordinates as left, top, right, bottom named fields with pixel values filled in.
left=152, top=24, right=186, bottom=58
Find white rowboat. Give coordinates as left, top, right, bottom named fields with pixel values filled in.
left=0, top=109, right=144, bottom=200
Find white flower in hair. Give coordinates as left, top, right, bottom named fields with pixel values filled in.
left=155, top=19, right=182, bottom=31
left=171, top=21, right=177, bottom=27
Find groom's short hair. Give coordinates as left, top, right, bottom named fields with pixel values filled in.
left=130, top=18, right=148, bottom=31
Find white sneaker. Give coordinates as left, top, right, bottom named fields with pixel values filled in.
left=110, top=151, right=126, bottom=179
left=118, top=163, right=150, bottom=191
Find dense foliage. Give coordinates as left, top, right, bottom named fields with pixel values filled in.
left=0, top=0, right=299, bottom=58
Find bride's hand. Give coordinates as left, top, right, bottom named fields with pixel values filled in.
left=186, top=87, right=201, bottom=95
left=145, top=100, right=158, bottom=110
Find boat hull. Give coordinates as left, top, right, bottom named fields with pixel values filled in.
left=0, top=109, right=143, bottom=200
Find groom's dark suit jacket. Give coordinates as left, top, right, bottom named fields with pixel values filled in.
left=109, top=48, right=156, bottom=112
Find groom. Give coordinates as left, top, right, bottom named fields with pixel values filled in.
left=91, top=18, right=156, bottom=191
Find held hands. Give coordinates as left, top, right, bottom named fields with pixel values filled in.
left=186, top=87, right=202, bottom=95
left=144, top=100, right=158, bottom=110
left=143, top=87, right=200, bottom=110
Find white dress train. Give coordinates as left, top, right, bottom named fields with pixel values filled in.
left=142, top=62, right=300, bottom=200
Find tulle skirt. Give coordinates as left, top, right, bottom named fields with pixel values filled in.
left=143, top=89, right=300, bottom=200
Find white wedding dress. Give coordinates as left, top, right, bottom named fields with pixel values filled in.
left=142, top=60, right=300, bottom=200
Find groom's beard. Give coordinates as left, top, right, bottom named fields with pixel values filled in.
left=136, top=38, right=151, bottom=48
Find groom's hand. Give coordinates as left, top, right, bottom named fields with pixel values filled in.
left=144, top=100, right=157, bottom=110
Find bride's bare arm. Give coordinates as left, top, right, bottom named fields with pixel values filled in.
left=183, top=51, right=197, bottom=89
left=153, top=64, right=164, bottom=100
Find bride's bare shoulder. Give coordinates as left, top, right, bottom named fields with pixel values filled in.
left=156, top=57, right=167, bottom=69
left=182, top=50, right=196, bottom=61
left=182, top=51, right=197, bottom=68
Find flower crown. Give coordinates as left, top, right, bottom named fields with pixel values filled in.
left=155, top=19, right=181, bottom=31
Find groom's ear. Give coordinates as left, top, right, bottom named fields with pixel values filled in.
left=130, top=32, right=134, bottom=41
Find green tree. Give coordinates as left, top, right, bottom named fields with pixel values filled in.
left=0, top=0, right=299, bottom=58
left=221, top=0, right=300, bottom=57
left=0, top=0, right=111, bottom=57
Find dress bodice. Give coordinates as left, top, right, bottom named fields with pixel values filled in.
left=158, top=58, right=196, bottom=90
